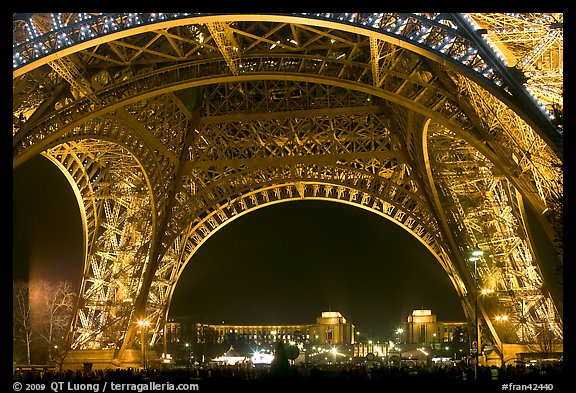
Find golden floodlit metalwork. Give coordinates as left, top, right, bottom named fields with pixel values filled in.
left=13, top=13, right=562, bottom=368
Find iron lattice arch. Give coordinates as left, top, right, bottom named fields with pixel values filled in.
left=12, top=13, right=562, bottom=364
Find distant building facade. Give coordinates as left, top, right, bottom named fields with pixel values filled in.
left=354, top=342, right=390, bottom=358
left=309, top=311, right=354, bottom=345
left=402, top=309, right=468, bottom=346
left=196, top=311, right=355, bottom=346
left=164, top=319, right=181, bottom=344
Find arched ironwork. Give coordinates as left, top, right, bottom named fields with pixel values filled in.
left=13, top=13, right=562, bottom=366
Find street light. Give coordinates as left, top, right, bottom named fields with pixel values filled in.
left=469, top=243, right=484, bottom=381
left=394, top=328, right=404, bottom=364
left=395, top=327, right=404, bottom=344
left=138, top=320, right=151, bottom=369
left=184, top=342, right=192, bottom=367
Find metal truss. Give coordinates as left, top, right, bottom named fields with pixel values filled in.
left=454, top=76, right=562, bottom=252
left=13, top=13, right=562, bottom=363
left=465, top=13, right=563, bottom=120
left=12, top=13, right=561, bottom=141
left=425, top=121, right=562, bottom=346
left=44, top=141, right=153, bottom=349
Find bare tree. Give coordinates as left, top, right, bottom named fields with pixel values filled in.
left=29, top=280, right=76, bottom=368
left=526, top=323, right=563, bottom=359
left=13, top=280, right=33, bottom=365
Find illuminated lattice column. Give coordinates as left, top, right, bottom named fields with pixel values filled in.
left=44, top=141, right=154, bottom=350
left=466, top=13, right=563, bottom=117
left=205, top=21, right=240, bottom=76
left=456, top=75, right=563, bottom=259
left=426, top=121, right=562, bottom=345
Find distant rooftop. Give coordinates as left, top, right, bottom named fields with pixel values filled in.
left=321, top=311, right=343, bottom=318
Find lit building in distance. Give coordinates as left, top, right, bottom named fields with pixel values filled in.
left=309, top=311, right=354, bottom=345
left=164, top=318, right=181, bottom=344
left=196, top=311, right=354, bottom=346
left=354, top=342, right=390, bottom=359
left=401, top=309, right=468, bottom=347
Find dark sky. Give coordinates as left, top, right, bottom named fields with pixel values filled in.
left=13, top=154, right=465, bottom=340
left=13, top=155, right=83, bottom=285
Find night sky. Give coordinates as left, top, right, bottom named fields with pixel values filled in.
left=13, top=155, right=83, bottom=286
left=13, top=154, right=465, bottom=339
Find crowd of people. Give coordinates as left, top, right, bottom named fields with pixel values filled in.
left=13, top=361, right=564, bottom=391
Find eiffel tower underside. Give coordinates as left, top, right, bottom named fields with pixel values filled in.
left=13, top=13, right=562, bottom=362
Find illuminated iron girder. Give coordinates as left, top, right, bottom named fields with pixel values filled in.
left=12, top=13, right=562, bottom=365
left=425, top=120, right=561, bottom=345
left=205, top=21, right=240, bottom=76
left=466, top=13, right=563, bottom=116
left=12, top=13, right=555, bottom=120
left=13, top=13, right=503, bottom=88
left=15, top=14, right=99, bottom=106
left=13, top=12, right=561, bottom=146
left=453, top=75, right=563, bottom=260
left=44, top=141, right=153, bottom=349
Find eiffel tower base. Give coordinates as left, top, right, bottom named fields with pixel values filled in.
left=62, top=349, right=145, bottom=371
